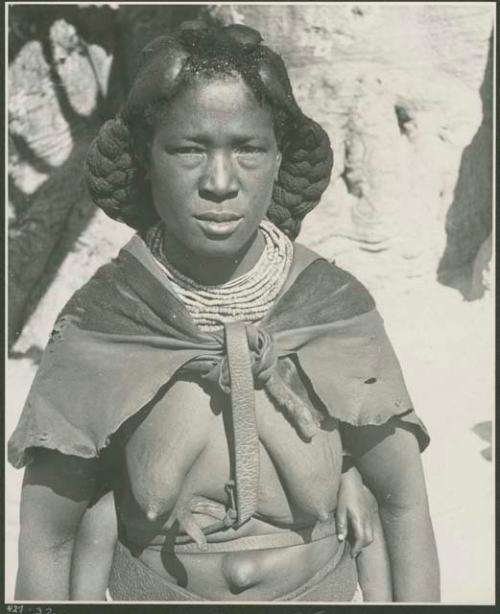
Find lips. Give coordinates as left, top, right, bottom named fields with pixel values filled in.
left=195, top=212, right=243, bottom=237
left=195, top=211, right=242, bottom=222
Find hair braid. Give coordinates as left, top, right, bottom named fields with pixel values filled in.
left=85, top=116, right=158, bottom=230
left=268, top=117, right=333, bottom=240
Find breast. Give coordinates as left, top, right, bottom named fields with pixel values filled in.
left=120, top=374, right=343, bottom=531
left=254, top=387, right=343, bottom=521
left=123, top=377, right=218, bottom=522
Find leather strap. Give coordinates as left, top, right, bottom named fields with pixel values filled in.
left=170, top=516, right=338, bottom=553
left=224, top=321, right=260, bottom=526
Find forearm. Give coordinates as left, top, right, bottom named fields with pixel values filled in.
left=70, top=492, right=117, bottom=600
left=356, top=498, right=392, bottom=602
left=15, top=450, right=99, bottom=601
left=346, top=422, right=440, bottom=603
left=15, top=539, right=75, bottom=600
left=379, top=503, right=440, bottom=602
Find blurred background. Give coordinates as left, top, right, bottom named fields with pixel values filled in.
left=6, top=3, right=495, bottom=603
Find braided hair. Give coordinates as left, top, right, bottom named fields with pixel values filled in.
left=85, top=22, right=333, bottom=240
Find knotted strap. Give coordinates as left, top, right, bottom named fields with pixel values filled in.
left=171, top=323, right=319, bottom=546
left=224, top=321, right=260, bottom=526
left=197, top=324, right=320, bottom=442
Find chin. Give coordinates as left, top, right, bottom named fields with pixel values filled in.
left=187, top=226, right=258, bottom=260
left=191, top=239, right=246, bottom=260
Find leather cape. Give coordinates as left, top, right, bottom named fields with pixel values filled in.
left=8, top=235, right=429, bottom=470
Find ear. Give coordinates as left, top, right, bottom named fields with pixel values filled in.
left=274, top=151, right=282, bottom=180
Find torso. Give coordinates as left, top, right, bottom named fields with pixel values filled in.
left=106, top=241, right=345, bottom=600
left=110, top=375, right=344, bottom=599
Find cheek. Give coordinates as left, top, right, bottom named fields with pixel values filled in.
left=245, top=165, right=277, bottom=205
left=243, top=155, right=278, bottom=188
left=150, top=162, right=196, bottom=211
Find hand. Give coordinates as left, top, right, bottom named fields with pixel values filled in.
left=336, top=465, right=374, bottom=557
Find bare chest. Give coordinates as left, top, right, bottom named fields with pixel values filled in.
left=117, top=377, right=343, bottom=528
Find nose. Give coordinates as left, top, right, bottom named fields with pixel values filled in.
left=199, top=152, right=239, bottom=202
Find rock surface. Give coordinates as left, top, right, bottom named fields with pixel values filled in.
left=211, top=4, right=493, bottom=295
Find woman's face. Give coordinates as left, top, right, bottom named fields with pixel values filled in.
left=147, top=73, right=281, bottom=261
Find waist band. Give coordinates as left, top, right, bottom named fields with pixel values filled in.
left=169, top=515, right=337, bottom=553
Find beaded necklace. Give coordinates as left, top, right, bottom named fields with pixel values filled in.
left=145, top=219, right=293, bottom=332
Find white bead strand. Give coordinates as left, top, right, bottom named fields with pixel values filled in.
left=145, top=219, right=293, bottom=332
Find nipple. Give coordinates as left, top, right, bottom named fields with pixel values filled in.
left=317, top=510, right=330, bottom=522
left=222, top=552, right=262, bottom=592
left=146, top=508, right=159, bottom=522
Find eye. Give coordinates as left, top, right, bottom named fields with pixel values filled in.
left=171, top=146, right=205, bottom=155
left=235, top=145, right=266, bottom=155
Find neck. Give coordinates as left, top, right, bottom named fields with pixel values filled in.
left=161, top=229, right=265, bottom=285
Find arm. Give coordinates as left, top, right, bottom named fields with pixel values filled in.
left=346, top=420, right=440, bottom=602
left=70, top=490, right=117, bottom=600
left=355, top=486, right=393, bottom=602
left=15, top=449, right=98, bottom=600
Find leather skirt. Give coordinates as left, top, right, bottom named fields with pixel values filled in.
left=108, top=538, right=359, bottom=602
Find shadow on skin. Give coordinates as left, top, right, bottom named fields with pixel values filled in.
left=160, top=537, right=189, bottom=588
left=23, top=449, right=99, bottom=502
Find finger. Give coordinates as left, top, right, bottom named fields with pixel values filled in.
left=349, top=514, right=364, bottom=557
left=359, top=508, right=375, bottom=543
left=335, top=505, right=348, bottom=541
left=362, top=522, right=374, bottom=547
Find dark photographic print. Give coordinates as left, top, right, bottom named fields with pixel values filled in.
left=5, top=1, right=495, bottom=605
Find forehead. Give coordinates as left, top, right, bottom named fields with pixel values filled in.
left=154, top=74, right=274, bottom=140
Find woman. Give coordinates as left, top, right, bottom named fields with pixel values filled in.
left=9, top=22, right=439, bottom=602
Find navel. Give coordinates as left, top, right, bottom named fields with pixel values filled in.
left=222, top=551, right=263, bottom=591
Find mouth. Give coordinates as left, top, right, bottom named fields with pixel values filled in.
left=194, top=212, right=243, bottom=237
left=195, top=211, right=242, bottom=222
